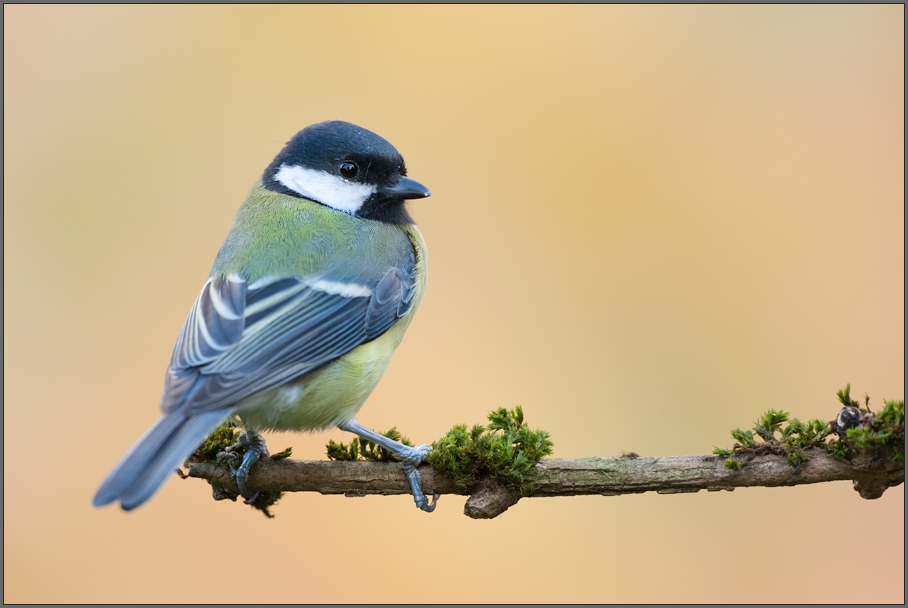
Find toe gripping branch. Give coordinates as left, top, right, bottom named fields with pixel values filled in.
left=221, top=428, right=269, bottom=504
left=338, top=420, right=440, bottom=512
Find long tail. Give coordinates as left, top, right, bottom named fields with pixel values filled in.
left=93, top=410, right=229, bottom=510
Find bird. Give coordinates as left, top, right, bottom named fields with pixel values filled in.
left=93, top=120, right=438, bottom=512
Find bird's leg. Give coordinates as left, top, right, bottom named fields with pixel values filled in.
left=226, top=425, right=269, bottom=504
left=337, top=419, right=439, bottom=513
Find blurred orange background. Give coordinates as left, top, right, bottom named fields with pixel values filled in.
left=4, top=5, right=903, bottom=603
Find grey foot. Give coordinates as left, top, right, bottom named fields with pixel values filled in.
left=224, top=428, right=269, bottom=504
left=401, top=444, right=440, bottom=512
left=338, top=420, right=440, bottom=513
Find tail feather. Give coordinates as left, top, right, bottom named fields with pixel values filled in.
left=94, top=410, right=229, bottom=510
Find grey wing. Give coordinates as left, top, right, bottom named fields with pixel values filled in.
left=161, top=267, right=416, bottom=415
left=161, top=274, right=247, bottom=411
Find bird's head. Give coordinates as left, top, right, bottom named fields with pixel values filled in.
left=263, top=120, right=431, bottom=224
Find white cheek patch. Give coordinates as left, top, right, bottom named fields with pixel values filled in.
left=274, top=164, right=376, bottom=214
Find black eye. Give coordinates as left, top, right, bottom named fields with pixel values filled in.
left=339, top=161, right=358, bottom=179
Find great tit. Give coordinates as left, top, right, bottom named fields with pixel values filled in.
left=93, top=121, right=437, bottom=512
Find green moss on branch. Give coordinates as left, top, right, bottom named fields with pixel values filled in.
left=713, top=385, right=904, bottom=470
left=426, top=406, right=554, bottom=494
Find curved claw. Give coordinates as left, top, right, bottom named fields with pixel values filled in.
left=401, top=460, right=439, bottom=513
left=418, top=493, right=441, bottom=513
left=223, top=429, right=268, bottom=502
left=234, top=448, right=261, bottom=504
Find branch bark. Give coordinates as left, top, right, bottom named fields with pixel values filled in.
left=187, top=448, right=904, bottom=519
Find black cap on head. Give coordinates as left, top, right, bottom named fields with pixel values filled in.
left=263, top=121, right=430, bottom=224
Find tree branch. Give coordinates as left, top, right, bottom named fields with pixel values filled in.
left=187, top=448, right=904, bottom=519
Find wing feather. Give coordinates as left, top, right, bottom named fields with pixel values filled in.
left=161, top=261, right=415, bottom=415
